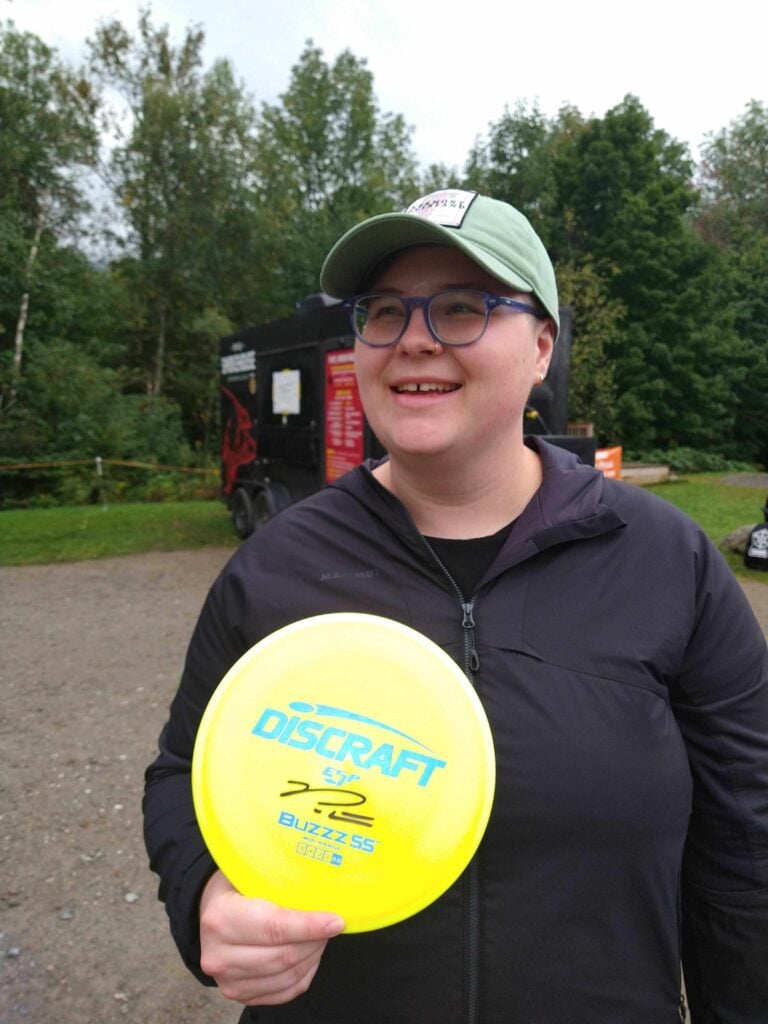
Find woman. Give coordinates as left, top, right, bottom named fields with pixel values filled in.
left=144, top=190, right=768, bottom=1023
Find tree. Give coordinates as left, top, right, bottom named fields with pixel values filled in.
left=550, top=97, right=736, bottom=451
left=88, top=9, right=259, bottom=452
left=719, top=235, right=768, bottom=463
left=0, top=20, right=98, bottom=409
left=465, top=102, right=623, bottom=439
left=555, top=258, right=622, bottom=441
left=88, top=23, right=420, bottom=455
left=0, top=334, right=190, bottom=506
left=250, top=41, right=419, bottom=317
left=419, top=162, right=463, bottom=195
left=696, top=101, right=768, bottom=462
left=465, top=101, right=571, bottom=242
left=466, top=97, right=743, bottom=453
left=698, top=99, right=768, bottom=245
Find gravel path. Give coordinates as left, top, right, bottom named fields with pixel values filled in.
left=1, top=548, right=766, bottom=1023
left=0, top=549, right=235, bottom=1024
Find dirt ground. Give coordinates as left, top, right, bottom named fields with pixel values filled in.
left=1, top=547, right=767, bottom=1024
left=0, top=548, right=237, bottom=1024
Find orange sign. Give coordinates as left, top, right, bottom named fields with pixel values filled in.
left=595, top=446, right=623, bottom=480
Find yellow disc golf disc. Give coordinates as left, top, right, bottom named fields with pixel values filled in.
left=192, top=612, right=495, bottom=932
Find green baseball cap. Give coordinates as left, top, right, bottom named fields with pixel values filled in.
left=320, top=189, right=559, bottom=337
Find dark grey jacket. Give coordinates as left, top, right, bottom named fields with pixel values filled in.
left=144, top=439, right=768, bottom=1023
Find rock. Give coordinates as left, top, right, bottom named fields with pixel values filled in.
left=621, top=463, right=671, bottom=485
left=720, top=524, right=756, bottom=555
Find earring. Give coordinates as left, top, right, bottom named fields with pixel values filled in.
left=536, top=372, right=545, bottom=386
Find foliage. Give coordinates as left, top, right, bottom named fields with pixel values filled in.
left=0, top=336, right=193, bottom=506
left=2, top=17, right=767, bottom=508
left=0, top=20, right=98, bottom=226
left=698, top=99, right=768, bottom=244
left=554, top=257, right=622, bottom=440
left=721, top=237, right=768, bottom=464
left=464, top=100, right=582, bottom=242
left=3, top=241, right=127, bottom=363
left=465, top=96, right=757, bottom=458
left=0, top=337, right=187, bottom=458
left=86, top=23, right=419, bottom=454
left=419, top=162, right=463, bottom=194
left=631, top=447, right=758, bottom=474
left=550, top=96, right=735, bottom=451
left=695, top=100, right=768, bottom=465
left=250, top=41, right=419, bottom=319
left=0, top=19, right=100, bottom=409
left=88, top=9, right=257, bottom=447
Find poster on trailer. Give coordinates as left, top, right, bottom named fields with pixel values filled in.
left=324, top=350, right=364, bottom=483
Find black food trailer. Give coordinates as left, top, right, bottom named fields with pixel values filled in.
left=219, top=298, right=593, bottom=538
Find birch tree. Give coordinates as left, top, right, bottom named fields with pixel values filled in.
left=88, top=9, right=257, bottom=409
left=0, top=21, right=98, bottom=410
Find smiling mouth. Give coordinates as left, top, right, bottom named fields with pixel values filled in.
left=392, top=383, right=460, bottom=394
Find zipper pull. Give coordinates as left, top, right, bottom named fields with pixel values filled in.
left=461, top=602, right=481, bottom=673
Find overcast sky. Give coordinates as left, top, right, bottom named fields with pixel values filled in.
left=7, top=0, right=767, bottom=171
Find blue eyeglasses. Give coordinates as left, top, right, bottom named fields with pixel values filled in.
left=342, top=290, right=544, bottom=347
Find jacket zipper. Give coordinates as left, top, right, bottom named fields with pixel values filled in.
left=461, top=599, right=481, bottom=674
left=421, top=539, right=481, bottom=1024
left=419, top=539, right=480, bottom=678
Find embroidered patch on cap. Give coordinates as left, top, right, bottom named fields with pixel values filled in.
left=404, top=189, right=478, bottom=228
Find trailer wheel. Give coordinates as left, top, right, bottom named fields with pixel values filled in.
left=231, top=488, right=255, bottom=539
left=253, top=482, right=291, bottom=529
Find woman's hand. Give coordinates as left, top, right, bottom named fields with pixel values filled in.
left=199, top=870, right=345, bottom=1005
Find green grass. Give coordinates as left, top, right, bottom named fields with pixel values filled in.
left=645, top=473, right=764, bottom=538
left=0, top=500, right=237, bottom=566
left=1, top=474, right=766, bottom=577
left=645, top=472, right=767, bottom=581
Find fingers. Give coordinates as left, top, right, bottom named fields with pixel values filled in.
left=221, top=952, right=323, bottom=1006
left=199, top=871, right=345, bottom=1006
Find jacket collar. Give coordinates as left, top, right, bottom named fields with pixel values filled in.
left=482, top=436, right=627, bottom=576
left=331, top=437, right=626, bottom=575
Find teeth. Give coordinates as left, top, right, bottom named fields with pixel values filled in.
left=395, top=383, right=458, bottom=393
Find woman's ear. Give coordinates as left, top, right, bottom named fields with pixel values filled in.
left=534, top=318, right=555, bottom=381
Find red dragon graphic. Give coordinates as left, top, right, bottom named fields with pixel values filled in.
left=221, top=386, right=258, bottom=496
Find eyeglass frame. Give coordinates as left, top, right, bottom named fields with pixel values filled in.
left=341, top=290, right=546, bottom=348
